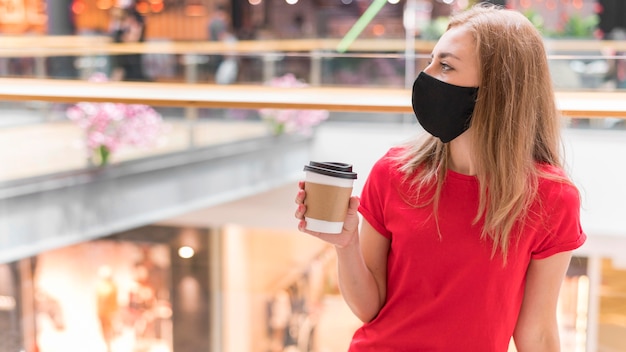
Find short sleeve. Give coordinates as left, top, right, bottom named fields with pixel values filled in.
left=532, top=181, right=587, bottom=259
left=358, top=150, right=395, bottom=239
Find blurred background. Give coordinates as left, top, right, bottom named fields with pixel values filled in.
left=1, top=1, right=625, bottom=352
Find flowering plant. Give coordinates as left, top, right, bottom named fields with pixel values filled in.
left=258, top=74, right=329, bottom=136
left=67, top=73, right=166, bottom=166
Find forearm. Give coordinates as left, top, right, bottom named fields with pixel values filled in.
left=514, top=253, right=573, bottom=352
left=513, top=330, right=560, bottom=352
left=514, top=313, right=561, bottom=352
left=335, top=240, right=384, bottom=323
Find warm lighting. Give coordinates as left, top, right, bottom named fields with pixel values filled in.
left=178, top=246, right=195, bottom=259
left=249, top=0, right=262, bottom=5
left=96, top=0, right=113, bottom=10
left=150, top=344, right=170, bottom=352
left=151, top=2, right=164, bottom=12
left=185, top=4, right=206, bottom=16
left=572, top=0, right=583, bottom=9
left=136, top=1, right=150, bottom=13
left=286, top=0, right=298, bottom=4
left=72, top=0, right=86, bottom=14
left=372, top=24, right=385, bottom=36
left=0, top=296, right=16, bottom=310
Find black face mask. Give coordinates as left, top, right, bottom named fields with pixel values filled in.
left=411, top=71, right=479, bottom=143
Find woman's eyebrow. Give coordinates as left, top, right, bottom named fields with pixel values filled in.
left=431, top=52, right=461, bottom=61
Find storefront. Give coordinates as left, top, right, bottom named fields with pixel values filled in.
left=0, top=225, right=212, bottom=352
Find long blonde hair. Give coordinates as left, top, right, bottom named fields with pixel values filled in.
left=397, top=3, right=563, bottom=260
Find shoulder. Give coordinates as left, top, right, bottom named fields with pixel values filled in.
left=369, top=146, right=406, bottom=177
left=529, top=164, right=586, bottom=258
left=362, top=147, right=409, bottom=195
left=535, top=164, right=580, bottom=207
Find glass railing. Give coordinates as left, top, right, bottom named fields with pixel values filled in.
left=1, top=37, right=626, bottom=87
left=0, top=104, right=272, bottom=181
left=1, top=42, right=625, bottom=181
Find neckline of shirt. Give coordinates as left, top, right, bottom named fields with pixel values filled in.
left=446, top=168, right=479, bottom=183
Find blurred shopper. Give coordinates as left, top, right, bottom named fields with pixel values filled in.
left=96, top=266, right=119, bottom=352
left=207, top=4, right=237, bottom=83
left=214, top=30, right=239, bottom=85
left=110, top=7, right=149, bottom=81
left=208, top=4, right=230, bottom=43
left=606, top=28, right=626, bottom=89
left=294, top=3, right=586, bottom=351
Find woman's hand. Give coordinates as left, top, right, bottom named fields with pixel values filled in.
left=295, top=180, right=390, bottom=322
left=294, top=181, right=361, bottom=248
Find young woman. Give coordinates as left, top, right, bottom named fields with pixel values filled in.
left=110, top=7, right=149, bottom=82
left=294, top=3, right=586, bottom=351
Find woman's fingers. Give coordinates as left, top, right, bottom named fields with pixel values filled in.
left=295, top=202, right=306, bottom=220
left=347, top=196, right=360, bottom=213
left=295, top=189, right=305, bottom=204
left=295, top=183, right=361, bottom=248
left=295, top=181, right=307, bottom=221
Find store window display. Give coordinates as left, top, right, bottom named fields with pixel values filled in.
left=30, top=239, right=173, bottom=352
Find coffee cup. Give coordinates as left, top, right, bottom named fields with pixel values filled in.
left=303, top=161, right=357, bottom=234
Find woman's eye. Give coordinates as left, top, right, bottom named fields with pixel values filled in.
left=441, top=63, right=451, bottom=71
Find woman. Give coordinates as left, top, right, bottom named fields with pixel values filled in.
left=110, top=7, right=149, bottom=82
left=294, top=4, right=586, bottom=351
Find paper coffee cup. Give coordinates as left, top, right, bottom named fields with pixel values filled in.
left=303, top=161, right=357, bottom=234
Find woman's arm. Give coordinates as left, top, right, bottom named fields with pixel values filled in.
left=295, top=182, right=390, bottom=322
left=335, top=219, right=390, bottom=322
left=513, top=251, right=573, bottom=351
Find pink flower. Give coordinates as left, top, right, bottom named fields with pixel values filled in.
left=67, top=74, right=166, bottom=163
left=259, top=74, right=328, bottom=135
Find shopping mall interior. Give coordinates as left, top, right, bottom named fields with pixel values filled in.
left=1, top=0, right=626, bottom=351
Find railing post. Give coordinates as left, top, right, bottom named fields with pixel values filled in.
left=310, top=50, right=322, bottom=86
left=263, top=53, right=279, bottom=83
left=184, top=54, right=200, bottom=148
left=404, top=0, right=417, bottom=89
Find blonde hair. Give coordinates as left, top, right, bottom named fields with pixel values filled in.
left=396, top=3, right=564, bottom=261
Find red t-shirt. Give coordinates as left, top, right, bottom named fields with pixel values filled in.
left=351, top=147, right=586, bottom=352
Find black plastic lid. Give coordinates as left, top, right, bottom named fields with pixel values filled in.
left=303, top=161, right=357, bottom=179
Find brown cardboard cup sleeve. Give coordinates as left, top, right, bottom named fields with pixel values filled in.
left=303, top=162, right=357, bottom=234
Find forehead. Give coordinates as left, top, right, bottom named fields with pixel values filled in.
left=432, top=25, right=477, bottom=60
